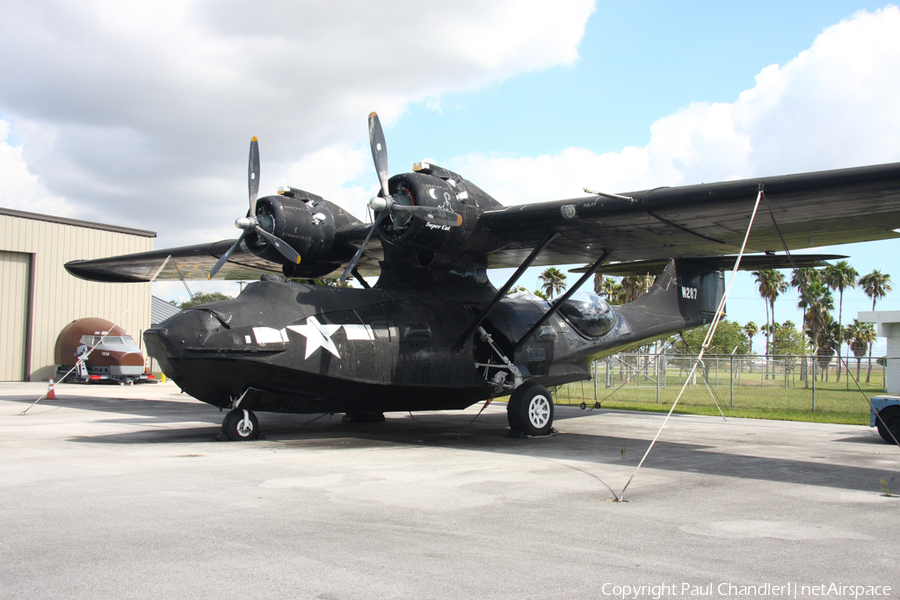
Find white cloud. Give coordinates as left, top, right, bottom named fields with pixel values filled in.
left=445, top=7, right=900, bottom=204
left=6, top=2, right=900, bottom=326
left=0, top=119, right=71, bottom=216
left=282, top=144, right=378, bottom=221
left=0, top=0, right=595, bottom=245
left=433, top=7, right=900, bottom=352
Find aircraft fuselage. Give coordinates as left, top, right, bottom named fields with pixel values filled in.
left=144, top=260, right=723, bottom=417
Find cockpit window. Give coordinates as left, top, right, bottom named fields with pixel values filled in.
left=78, top=335, right=137, bottom=347
left=556, top=292, right=615, bottom=338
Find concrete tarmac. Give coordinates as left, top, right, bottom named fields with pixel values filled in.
left=1, top=381, right=897, bottom=600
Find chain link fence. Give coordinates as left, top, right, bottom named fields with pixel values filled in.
left=553, top=353, right=886, bottom=425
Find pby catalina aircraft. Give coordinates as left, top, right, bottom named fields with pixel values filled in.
left=67, top=113, right=900, bottom=440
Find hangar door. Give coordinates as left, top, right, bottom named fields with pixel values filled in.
left=0, top=251, right=31, bottom=381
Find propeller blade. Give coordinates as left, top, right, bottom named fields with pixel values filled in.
left=248, top=137, right=260, bottom=214
left=393, top=204, right=463, bottom=227
left=338, top=211, right=387, bottom=285
left=368, top=113, right=390, bottom=198
left=253, top=225, right=301, bottom=266
left=209, top=232, right=246, bottom=280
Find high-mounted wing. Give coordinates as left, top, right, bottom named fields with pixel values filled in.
left=573, top=254, right=847, bottom=277
left=65, top=109, right=900, bottom=287
left=478, top=162, right=900, bottom=269
left=65, top=224, right=382, bottom=283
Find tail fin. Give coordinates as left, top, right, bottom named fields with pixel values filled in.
left=614, top=259, right=724, bottom=343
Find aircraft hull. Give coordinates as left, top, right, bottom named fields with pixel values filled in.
left=144, top=278, right=496, bottom=414
left=145, top=260, right=722, bottom=418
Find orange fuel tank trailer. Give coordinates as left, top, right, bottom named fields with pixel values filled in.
left=55, top=318, right=154, bottom=384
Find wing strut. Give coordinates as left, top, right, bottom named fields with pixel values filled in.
left=352, top=268, right=371, bottom=289
left=452, top=231, right=560, bottom=351
left=511, top=250, right=608, bottom=353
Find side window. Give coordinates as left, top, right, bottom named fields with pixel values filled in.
left=401, top=323, right=432, bottom=340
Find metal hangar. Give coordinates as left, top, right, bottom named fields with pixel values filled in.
left=0, top=207, right=154, bottom=381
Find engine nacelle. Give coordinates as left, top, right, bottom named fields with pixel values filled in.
left=245, top=189, right=348, bottom=278
left=378, top=171, right=471, bottom=260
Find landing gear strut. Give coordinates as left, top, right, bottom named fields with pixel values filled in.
left=222, top=408, right=260, bottom=441
left=507, top=381, right=554, bottom=436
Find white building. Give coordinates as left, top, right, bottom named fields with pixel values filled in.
left=859, top=310, right=900, bottom=394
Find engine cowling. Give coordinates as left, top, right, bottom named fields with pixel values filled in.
left=378, top=172, right=470, bottom=256
left=245, top=189, right=348, bottom=278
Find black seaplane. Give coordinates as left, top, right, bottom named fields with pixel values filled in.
left=66, top=113, right=900, bottom=440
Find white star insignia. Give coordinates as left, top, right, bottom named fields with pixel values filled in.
left=288, top=316, right=342, bottom=359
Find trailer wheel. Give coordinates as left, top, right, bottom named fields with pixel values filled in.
left=876, top=406, right=900, bottom=444
left=507, top=382, right=554, bottom=436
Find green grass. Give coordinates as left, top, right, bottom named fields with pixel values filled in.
left=552, top=370, right=882, bottom=426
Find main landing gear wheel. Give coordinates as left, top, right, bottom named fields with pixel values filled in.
left=507, top=382, right=554, bottom=437
left=222, top=408, right=260, bottom=441
left=876, top=406, right=900, bottom=444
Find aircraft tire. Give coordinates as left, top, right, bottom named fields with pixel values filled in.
left=876, top=406, right=900, bottom=444
left=508, top=382, right=554, bottom=436
left=222, top=408, right=260, bottom=441
left=506, top=398, right=522, bottom=431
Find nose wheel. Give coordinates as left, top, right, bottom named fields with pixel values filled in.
left=222, top=408, right=261, bottom=441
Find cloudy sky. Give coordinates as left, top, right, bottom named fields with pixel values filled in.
left=3, top=1, right=900, bottom=353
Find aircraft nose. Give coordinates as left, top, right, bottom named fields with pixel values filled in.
left=143, top=308, right=225, bottom=378
left=143, top=327, right=175, bottom=376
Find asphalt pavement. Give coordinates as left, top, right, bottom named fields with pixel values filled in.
left=1, top=381, right=897, bottom=600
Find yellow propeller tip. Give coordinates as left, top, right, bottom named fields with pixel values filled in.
left=368, top=112, right=377, bottom=119
left=296, top=257, right=302, bottom=264
left=250, top=136, right=258, bottom=142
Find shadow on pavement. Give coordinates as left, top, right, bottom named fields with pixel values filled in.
left=7, top=392, right=896, bottom=494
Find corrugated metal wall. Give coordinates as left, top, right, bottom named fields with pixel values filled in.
left=0, top=250, right=31, bottom=380
left=0, top=212, right=154, bottom=381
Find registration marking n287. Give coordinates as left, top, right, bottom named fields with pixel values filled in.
left=681, top=286, right=698, bottom=300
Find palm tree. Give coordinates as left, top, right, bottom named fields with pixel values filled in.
left=743, top=321, right=759, bottom=348
left=539, top=267, right=567, bottom=300
left=803, top=282, right=834, bottom=346
left=823, top=261, right=858, bottom=381
left=753, top=269, right=788, bottom=379
left=859, top=270, right=892, bottom=310
left=847, top=320, right=876, bottom=382
left=859, top=270, right=892, bottom=382
left=791, top=267, right=820, bottom=336
left=815, top=317, right=840, bottom=381
left=602, top=277, right=625, bottom=304
left=798, top=280, right=833, bottom=384
left=620, top=274, right=653, bottom=303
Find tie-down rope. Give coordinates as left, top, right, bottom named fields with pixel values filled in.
left=20, top=256, right=173, bottom=415
left=617, top=187, right=766, bottom=501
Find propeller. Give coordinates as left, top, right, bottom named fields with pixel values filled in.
left=209, top=137, right=301, bottom=279
left=338, top=113, right=463, bottom=285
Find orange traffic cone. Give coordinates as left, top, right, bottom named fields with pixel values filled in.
left=46, top=379, right=56, bottom=400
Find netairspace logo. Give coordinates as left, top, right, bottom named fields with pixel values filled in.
left=600, top=582, right=893, bottom=599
